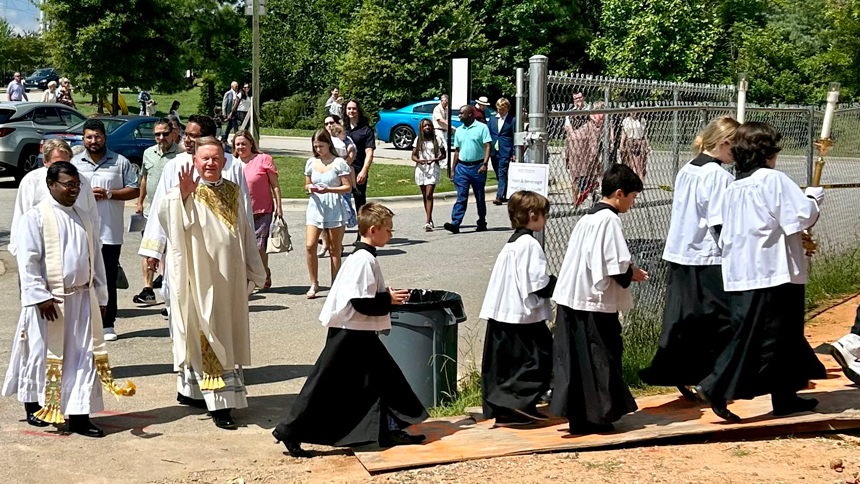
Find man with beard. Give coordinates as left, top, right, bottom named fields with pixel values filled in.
left=71, top=119, right=140, bottom=342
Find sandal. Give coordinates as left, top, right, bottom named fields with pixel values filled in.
left=306, top=283, right=320, bottom=299
left=424, top=223, right=433, bottom=232
left=317, top=246, right=329, bottom=257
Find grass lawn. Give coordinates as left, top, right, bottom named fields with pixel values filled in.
left=71, top=89, right=201, bottom=118
left=273, top=155, right=497, bottom=199
left=261, top=127, right=316, bottom=137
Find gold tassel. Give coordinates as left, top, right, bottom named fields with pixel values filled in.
left=35, top=359, right=65, bottom=424
left=95, top=354, right=136, bottom=397
left=200, top=332, right=225, bottom=390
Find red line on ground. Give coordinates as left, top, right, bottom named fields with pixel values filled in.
left=21, top=430, right=70, bottom=438
left=95, top=410, right=157, bottom=420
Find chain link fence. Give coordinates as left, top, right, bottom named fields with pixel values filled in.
left=522, top=70, right=860, bottom=370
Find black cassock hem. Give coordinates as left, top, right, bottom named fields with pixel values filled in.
left=549, top=306, right=637, bottom=425
left=273, top=328, right=428, bottom=447
left=699, top=283, right=827, bottom=401
left=639, top=263, right=733, bottom=386
left=481, top=319, right=552, bottom=418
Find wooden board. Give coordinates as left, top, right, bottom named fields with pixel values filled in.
left=355, top=357, right=860, bottom=473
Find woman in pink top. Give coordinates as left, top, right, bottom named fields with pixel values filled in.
left=234, top=130, right=282, bottom=289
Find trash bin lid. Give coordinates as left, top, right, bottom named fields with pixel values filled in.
left=399, top=289, right=466, bottom=314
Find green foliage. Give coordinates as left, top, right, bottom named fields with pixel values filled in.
left=339, top=0, right=489, bottom=116
left=259, top=92, right=329, bottom=130
left=43, top=0, right=186, bottom=97
left=589, top=0, right=723, bottom=82
left=805, top=248, right=860, bottom=314
left=428, top=368, right=483, bottom=418
left=0, top=20, right=49, bottom=78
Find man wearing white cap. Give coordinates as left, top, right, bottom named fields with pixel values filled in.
left=473, top=96, right=490, bottom=124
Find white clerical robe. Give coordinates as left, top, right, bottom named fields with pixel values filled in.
left=158, top=180, right=266, bottom=411
left=8, top=167, right=99, bottom=256
left=2, top=201, right=109, bottom=415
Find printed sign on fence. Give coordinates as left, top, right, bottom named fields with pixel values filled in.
left=506, top=163, right=549, bottom=198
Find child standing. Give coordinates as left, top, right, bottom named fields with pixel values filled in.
left=329, top=123, right=358, bottom=229
left=412, top=119, right=446, bottom=231
left=696, top=122, right=826, bottom=422
left=480, top=191, right=556, bottom=425
left=273, top=203, right=428, bottom=457
left=639, top=117, right=739, bottom=399
left=550, top=164, right=648, bottom=435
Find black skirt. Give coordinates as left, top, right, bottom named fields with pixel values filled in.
left=549, top=305, right=638, bottom=425
left=639, top=263, right=733, bottom=386
left=481, top=319, right=552, bottom=418
left=699, top=283, right=827, bottom=401
left=273, top=328, right=428, bottom=447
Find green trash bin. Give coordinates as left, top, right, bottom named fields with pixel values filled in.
left=379, top=289, right=467, bottom=409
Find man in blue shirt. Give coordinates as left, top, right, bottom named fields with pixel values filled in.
left=6, top=72, right=28, bottom=102
left=444, top=105, right=492, bottom=234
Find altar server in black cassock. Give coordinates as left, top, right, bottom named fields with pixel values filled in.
left=479, top=191, right=556, bottom=426
left=272, top=204, right=427, bottom=457
left=639, top=117, right=739, bottom=398
left=696, top=122, right=827, bottom=423
left=550, top=165, right=649, bottom=435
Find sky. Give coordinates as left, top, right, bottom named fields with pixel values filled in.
left=2, top=0, right=41, bottom=34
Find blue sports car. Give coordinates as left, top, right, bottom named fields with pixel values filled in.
left=39, top=115, right=159, bottom=169
left=375, top=100, right=464, bottom=149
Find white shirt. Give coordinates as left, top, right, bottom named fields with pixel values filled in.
left=320, top=248, right=390, bottom=331
left=480, top=231, right=552, bottom=324
left=138, top=151, right=252, bottom=259
left=662, top=155, right=734, bottom=266
left=621, top=117, right=646, bottom=139
left=552, top=205, right=633, bottom=313
left=71, top=149, right=139, bottom=245
left=411, top=133, right=446, bottom=161
left=432, top=103, right=448, bottom=131
left=720, top=167, right=820, bottom=292
left=8, top=167, right=99, bottom=256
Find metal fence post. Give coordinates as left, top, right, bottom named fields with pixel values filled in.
left=515, top=67, right=525, bottom=164
left=807, top=106, right=815, bottom=185
left=603, top=84, right=612, bottom=171
left=672, top=85, right=680, bottom=176
left=528, top=55, right=548, bottom=245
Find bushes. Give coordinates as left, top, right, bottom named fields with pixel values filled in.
left=260, top=92, right=331, bottom=130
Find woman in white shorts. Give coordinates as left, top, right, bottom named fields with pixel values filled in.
left=412, top=119, right=446, bottom=231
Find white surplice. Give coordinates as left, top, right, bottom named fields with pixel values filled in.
left=8, top=167, right=99, bottom=256
left=158, top=180, right=266, bottom=411
left=2, top=200, right=109, bottom=415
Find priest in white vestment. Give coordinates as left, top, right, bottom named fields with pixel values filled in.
left=154, top=136, right=265, bottom=429
left=138, top=115, right=251, bottom=329
left=3, top=162, right=135, bottom=437
left=8, top=138, right=99, bottom=257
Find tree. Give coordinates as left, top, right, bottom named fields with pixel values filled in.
left=339, top=0, right=489, bottom=116
left=588, top=0, right=724, bottom=82
left=43, top=0, right=187, bottom=113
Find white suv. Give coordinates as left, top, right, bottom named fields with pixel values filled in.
left=0, top=102, right=87, bottom=181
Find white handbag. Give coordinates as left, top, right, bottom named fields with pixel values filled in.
left=266, top=215, right=293, bottom=254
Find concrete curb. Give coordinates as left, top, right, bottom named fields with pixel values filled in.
left=280, top=185, right=500, bottom=210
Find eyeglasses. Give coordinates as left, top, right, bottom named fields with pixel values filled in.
left=154, top=132, right=171, bottom=138
left=55, top=181, right=81, bottom=189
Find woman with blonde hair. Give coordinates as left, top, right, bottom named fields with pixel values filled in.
left=234, top=130, right=282, bottom=289
left=639, top=116, right=740, bottom=399
left=40, top=81, right=59, bottom=103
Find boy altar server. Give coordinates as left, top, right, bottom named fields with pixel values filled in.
left=273, top=203, right=428, bottom=457
left=550, top=164, right=648, bottom=435
left=3, top=163, right=135, bottom=436
left=696, top=122, right=826, bottom=422
left=480, top=190, right=556, bottom=425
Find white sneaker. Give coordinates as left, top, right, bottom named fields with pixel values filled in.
left=829, top=334, right=860, bottom=385
left=103, top=327, right=118, bottom=341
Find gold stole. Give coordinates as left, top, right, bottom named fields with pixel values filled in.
left=33, top=200, right=135, bottom=424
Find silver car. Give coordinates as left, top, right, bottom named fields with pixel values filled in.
left=0, top=102, right=87, bottom=181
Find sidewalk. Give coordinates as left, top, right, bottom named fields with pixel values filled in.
left=260, top=135, right=414, bottom=165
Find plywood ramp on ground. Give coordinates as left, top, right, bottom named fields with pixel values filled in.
left=355, top=355, right=860, bottom=473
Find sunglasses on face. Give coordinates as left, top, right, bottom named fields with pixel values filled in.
left=154, top=132, right=171, bottom=138
left=324, top=121, right=335, bottom=126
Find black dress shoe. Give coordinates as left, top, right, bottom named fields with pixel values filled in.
left=211, top=409, right=238, bottom=429
left=283, top=441, right=312, bottom=458
left=695, top=385, right=741, bottom=423
left=68, top=416, right=105, bottom=438
left=476, top=224, right=488, bottom=232
left=161, top=308, right=169, bottom=317
left=568, top=422, right=615, bottom=435
left=677, top=385, right=697, bottom=402
left=152, top=275, right=163, bottom=289
left=27, top=413, right=49, bottom=427
left=772, top=395, right=819, bottom=416
left=176, top=392, right=207, bottom=409
left=443, top=222, right=460, bottom=234
left=494, top=412, right=534, bottom=427
left=380, top=429, right=426, bottom=446
left=512, top=405, right=549, bottom=421
left=492, top=198, right=503, bottom=206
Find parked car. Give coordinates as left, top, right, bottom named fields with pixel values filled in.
left=38, top=115, right=160, bottom=170
left=376, top=100, right=464, bottom=149
left=24, top=68, right=61, bottom=90
left=0, top=102, right=88, bottom=181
